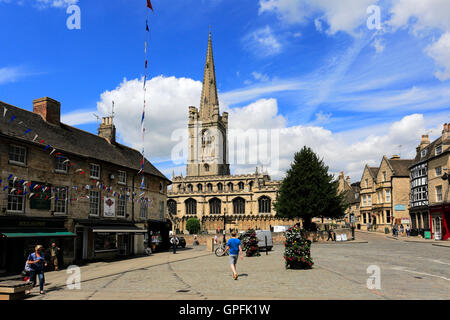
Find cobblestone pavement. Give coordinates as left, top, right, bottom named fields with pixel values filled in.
left=27, top=232, right=449, bottom=300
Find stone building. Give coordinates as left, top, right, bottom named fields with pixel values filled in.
left=168, top=33, right=300, bottom=233
left=337, top=172, right=360, bottom=226
left=0, top=97, right=170, bottom=274
left=409, top=124, right=450, bottom=240
left=358, top=156, right=413, bottom=233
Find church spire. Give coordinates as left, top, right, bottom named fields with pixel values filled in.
left=199, top=31, right=219, bottom=120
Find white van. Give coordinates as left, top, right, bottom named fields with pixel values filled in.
left=255, top=230, right=273, bottom=251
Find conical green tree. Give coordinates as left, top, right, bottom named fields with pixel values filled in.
left=274, top=146, right=347, bottom=230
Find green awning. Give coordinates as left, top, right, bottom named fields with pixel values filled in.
left=1, top=232, right=76, bottom=238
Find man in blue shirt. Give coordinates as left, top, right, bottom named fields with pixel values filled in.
left=225, top=231, right=243, bottom=280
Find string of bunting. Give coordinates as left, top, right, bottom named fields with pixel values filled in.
left=139, top=0, right=154, bottom=189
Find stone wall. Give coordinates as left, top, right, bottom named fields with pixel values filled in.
left=179, top=228, right=353, bottom=246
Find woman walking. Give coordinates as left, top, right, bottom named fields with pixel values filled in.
left=25, top=245, right=47, bottom=295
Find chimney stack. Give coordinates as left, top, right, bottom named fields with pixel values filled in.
left=98, top=116, right=116, bottom=144
left=419, top=134, right=430, bottom=150
left=443, top=123, right=450, bottom=141
left=33, top=97, right=61, bottom=125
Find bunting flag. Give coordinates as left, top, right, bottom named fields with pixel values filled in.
left=147, top=0, right=153, bottom=11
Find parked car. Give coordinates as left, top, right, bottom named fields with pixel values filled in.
left=177, top=237, right=186, bottom=248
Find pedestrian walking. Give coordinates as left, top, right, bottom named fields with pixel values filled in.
left=170, top=235, right=179, bottom=254
left=400, top=224, right=404, bottom=236
left=225, top=231, right=243, bottom=280
left=406, top=225, right=410, bottom=237
left=326, top=229, right=334, bottom=241
left=25, top=245, right=47, bottom=295
left=50, top=242, right=60, bottom=271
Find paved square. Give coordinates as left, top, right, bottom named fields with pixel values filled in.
left=27, top=232, right=449, bottom=300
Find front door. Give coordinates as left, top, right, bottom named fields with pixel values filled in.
left=433, top=217, right=442, bottom=240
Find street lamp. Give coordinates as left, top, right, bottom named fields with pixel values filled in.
left=223, top=207, right=227, bottom=243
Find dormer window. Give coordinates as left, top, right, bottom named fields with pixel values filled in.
left=435, top=145, right=442, bottom=156
left=421, top=149, right=427, bottom=158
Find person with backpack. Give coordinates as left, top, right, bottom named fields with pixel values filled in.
left=25, top=245, right=47, bottom=295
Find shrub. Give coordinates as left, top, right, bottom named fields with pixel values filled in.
left=185, top=217, right=201, bottom=235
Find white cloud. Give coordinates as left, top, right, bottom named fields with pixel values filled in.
left=0, top=66, right=34, bottom=84
left=93, top=75, right=442, bottom=183
left=242, top=26, right=282, bottom=57
left=259, top=0, right=376, bottom=35
left=425, top=33, right=450, bottom=81
left=61, top=110, right=97, bottom=126
left=35, top=0, right=78, bottom=8
left=97, top=76, right=202, bottom=162
left=252, top=72, right=270, bottom=82
left=372, top=38, right=385, bottom=53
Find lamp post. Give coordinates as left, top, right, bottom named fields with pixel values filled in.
left=223, top=207, right=227, bottom=243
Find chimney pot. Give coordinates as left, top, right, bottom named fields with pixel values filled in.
left=33, top=97, right=61, bottom=125
left=98, top=116, right=116, bottom=144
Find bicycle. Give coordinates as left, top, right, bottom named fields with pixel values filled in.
left=215, top=242, right=229, bottom=257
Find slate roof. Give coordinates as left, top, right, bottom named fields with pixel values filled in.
left=0, top=101, right=170, bottom=183
left=386, top=159, right=414, bottom=177
left=368, top=167, right=379, bottom=178
left=410, top=137, right=444, bottom=167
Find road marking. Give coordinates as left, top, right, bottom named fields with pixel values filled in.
left=391, top=266, right=450, bottom=282
left=417, top=257, right=450, bottom=266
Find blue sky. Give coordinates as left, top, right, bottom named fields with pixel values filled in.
left=1, top=0, right=449, bottom=181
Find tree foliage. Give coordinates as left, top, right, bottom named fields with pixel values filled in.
left=274, top=146, right=347, bottom=228
left=185, top=217, right=201, bottom=235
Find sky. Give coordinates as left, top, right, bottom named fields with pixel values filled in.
left=1, top=0, right=449, bottom=182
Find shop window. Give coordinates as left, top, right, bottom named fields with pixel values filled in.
left=54, top=187, right=68, bottom=214
left=89, top=191, right=100, bottom=216
left=7, top=180, right=25, bottom=213
left=9, top=145, right=26, bottom=165
left=94, top=233, right=117, bottom=252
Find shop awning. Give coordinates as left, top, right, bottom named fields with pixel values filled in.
left=1, top=231, right=76, bottom=238
left=92, top=226, right=147, bottom=233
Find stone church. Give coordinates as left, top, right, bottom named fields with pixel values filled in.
left=167, top=33, right=301, bottom=233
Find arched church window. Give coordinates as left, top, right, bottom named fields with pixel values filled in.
left=228, top=182, right=233, bottom=192
left=197, top=184, right=203, bottom=192
left=249, top=181, right=253, bottom=191
left=204, top=164, right=210, bottom=172
left=185, top=198, right=197, bottom=215
left=233, top=197, right=245, bottom=214
left=207, top=183, right=213, bottom=192
left=167, top=199, right=177, bottom=216
left=187, top=184, right=193, bottom=192
left=209, top=198, right=221, bottom=214
left=217, top=183, right=223, bottom=191
left=238, top=182, right=244, bottom=191
left=258, top=196, right=271, bottom=214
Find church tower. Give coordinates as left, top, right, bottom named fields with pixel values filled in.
left=187, top=32, right=230, bottom=177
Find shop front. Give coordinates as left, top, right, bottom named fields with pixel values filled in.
left=0, top=216, right=75, bottom=275
left=429, top=204, right=450, bottom=240
left=146, top=219, right=172, bottom=252
left=73, top=219, right=147, bottom=262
